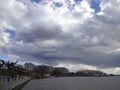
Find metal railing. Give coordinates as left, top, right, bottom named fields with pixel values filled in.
left=0, top=60, right=29, bottom=84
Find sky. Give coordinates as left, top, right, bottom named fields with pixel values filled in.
left=0, top=0, right=120, bottom=74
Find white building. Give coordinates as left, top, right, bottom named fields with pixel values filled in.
left=24, top=63, right=34, bottom=71
left=77, top=70, right=107, bottom=76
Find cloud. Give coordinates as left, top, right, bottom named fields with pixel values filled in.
left=15, top=21, right=63, bottom=42
left=0, top=0, right=120, bottom=73
left=0, top=30, right=9, bottom=45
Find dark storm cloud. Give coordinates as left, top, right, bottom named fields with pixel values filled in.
left=15, top=22, right=63, bottom=42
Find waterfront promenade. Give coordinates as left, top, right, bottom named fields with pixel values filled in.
left=0, top=76, right=30, bottom=90
left=22, top=77, right=120, bottom=90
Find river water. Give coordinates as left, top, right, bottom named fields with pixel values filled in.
left=22, top=77, right=120, bottom=90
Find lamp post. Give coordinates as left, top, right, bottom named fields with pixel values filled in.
left=5, top=60, right=18, bottom=82
left=0, top=60, right=5, bottom=83
left=0, top=60, right=4, bottom=68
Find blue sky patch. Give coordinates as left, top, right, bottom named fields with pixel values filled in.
left=74, top=0, right=82, bottom=3
left=4, top=29, right=16, bottom=39
left=53, top=2, right=63, bottom=8
left=90, top=0, right=101, bottom=13
left=0, top=54, right=9, bottom=61
left=0, top=54, right=19, bottom=63
left=68, top=4, right=75, bottom=10
left=31, top=0, right=42, bottom=3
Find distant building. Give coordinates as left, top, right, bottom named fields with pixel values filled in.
left=47, top=66, right=54, bottom=73
left=41, top=65, right=54, bottom=77
left=76, top=70, right=107, bottom=76
left=52, top=67, right=69, bottom=76
left=44, top=66, right=53, bottom=77
left=24, top=63, right=34, bottom=71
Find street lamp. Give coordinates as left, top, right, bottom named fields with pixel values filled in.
left=5, top=60, right=18, bottom=82
left=0, top=60, right=4, bottom=68
left=0, top=60, right=5, bottom=83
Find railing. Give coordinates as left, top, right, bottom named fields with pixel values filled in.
left=0, top=60, right=29, bottom=85
left=0, top=75, right=25, bottom=84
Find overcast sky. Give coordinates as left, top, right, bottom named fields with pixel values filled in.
left=0, top=0, right=120, bottom=74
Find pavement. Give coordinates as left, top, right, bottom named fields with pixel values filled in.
left=0, top=77, right=31, bottom=90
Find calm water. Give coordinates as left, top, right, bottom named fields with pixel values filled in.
left=22, top=77, right=120, bottom=90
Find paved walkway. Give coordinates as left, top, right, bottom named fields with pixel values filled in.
left=0, top=77, right=30, bottom=90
